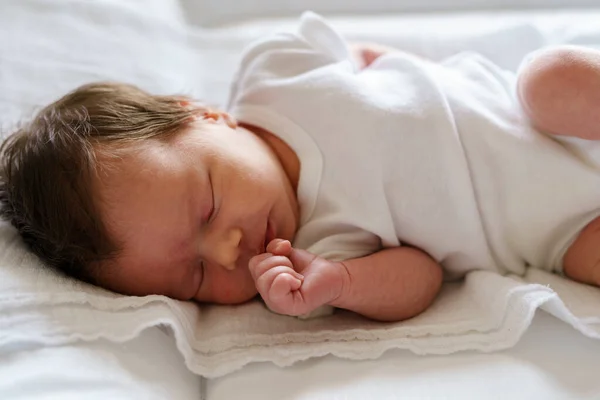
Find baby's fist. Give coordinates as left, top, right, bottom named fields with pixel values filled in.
left=248, top=239, right=345, bottom=317
left=248, top=240, right=305, bottom=315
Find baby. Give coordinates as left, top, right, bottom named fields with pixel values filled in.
left=1, top=13, right=600, bottom=322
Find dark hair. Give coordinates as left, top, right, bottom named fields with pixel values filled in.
left=0, top=82, right=199, bottom=282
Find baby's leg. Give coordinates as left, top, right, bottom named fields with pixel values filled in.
left=517, top=45, right=600, bottom=141
left=563, top=216, right=600, bottom=287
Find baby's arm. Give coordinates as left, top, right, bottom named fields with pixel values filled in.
left=250, top=240, right=443, bottom=322
left=330, top=246, right=442, bottom=321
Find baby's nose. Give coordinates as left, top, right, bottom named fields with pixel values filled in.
left=209, top=227, right=242, bottom=270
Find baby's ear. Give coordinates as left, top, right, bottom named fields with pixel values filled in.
left=202, top=109, right=238, bottom=129
left=221, top=112, right=238, bottom=129
left=176, top=98, right=238, bottom=129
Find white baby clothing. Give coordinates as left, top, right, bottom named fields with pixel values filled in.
left=227, top=12, right=600, bottom=280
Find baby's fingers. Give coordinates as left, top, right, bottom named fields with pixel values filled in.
left=266, top=239, right=292, bottom=256
left=255, top=265, right=303, bottom=296
left=249, top=254, right=294, bottom=280
left=270, top=273, right=302, bottom=302
left=248, top=253, right=273, bottom=280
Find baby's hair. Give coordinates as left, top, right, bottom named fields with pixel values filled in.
left=0, top=82, right=200, bottom=283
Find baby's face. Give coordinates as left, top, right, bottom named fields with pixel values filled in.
left=95, top=119, right=299, bottom=304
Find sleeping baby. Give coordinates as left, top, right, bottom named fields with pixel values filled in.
left=1, top=12, right=599, bottom=322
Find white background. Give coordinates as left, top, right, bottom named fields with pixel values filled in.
left=181, top=0, right=600, bottom=26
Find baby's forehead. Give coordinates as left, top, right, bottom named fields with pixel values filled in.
left=94, top=138, right=169, bottom=175
left=92, top=124, right=207, bottom=205
left=91, top=142, right=164, bottom=216
left=92, top=140, right=189, bottom=251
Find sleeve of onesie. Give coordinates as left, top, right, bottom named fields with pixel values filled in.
left=227, top=12, right=353, bottom=110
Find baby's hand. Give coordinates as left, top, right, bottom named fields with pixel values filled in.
left=350, top=42, right=398, bottom=69
left=248, top=239, right=345, bottom=317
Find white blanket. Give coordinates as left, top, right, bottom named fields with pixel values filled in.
left=1, top=222, right=600, bottom=378
left=1, top=0, right=600, bottom=379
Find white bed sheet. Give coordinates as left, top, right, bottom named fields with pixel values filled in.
left=2, top=2, right=600, bottom=399
left=206, top=312, right=600, bottom=400
left=0, top=328, right=201, bottom=400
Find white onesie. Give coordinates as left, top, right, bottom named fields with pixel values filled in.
left=227, top=12, right=600, bottom=280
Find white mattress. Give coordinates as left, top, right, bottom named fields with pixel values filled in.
left=207, top=312, right=600, bottom=400
left=0, top=328, right=201, bottom=400
left=2, top=1, right=600, bottom=399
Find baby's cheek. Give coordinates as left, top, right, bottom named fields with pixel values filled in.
left=211, top=269, right=258, bottom=305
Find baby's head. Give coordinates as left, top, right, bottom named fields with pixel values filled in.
left=0, top=82, right=299, bottom=304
